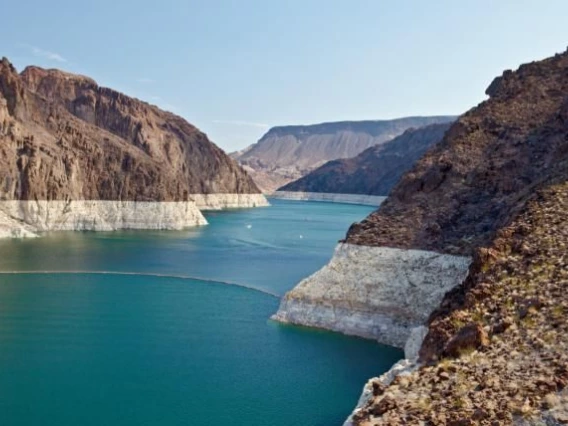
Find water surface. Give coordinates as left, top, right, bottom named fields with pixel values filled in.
left=0, top=199, right=402, bottom=425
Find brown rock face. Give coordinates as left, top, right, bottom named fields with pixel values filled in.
left=355, top=181, right=568, bottom=426
left=350, top=49, right=568, bottom=426
left=279, top=122, right=453, bottom=196
left=0, top=58, right=260, bottom=202
left=442, top=322, right=489, bottom=358
left=345, top=49, right=568, bottom=256
left=232, top=116, right=456, bottom=193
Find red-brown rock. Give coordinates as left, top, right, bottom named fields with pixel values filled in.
left=0, top=58, right=260, bottom=202
left=443, top=323, right=490, bottom=358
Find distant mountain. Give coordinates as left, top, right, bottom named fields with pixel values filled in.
left=231, top=116, right=456, bottom=193
left=278, top=122, right=453, bottom=196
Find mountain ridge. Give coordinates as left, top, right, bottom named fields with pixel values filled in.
left=231, top=116, right=456, bottom=192
left=0, top=58, right=261, bottom=201
left=271, top=48, right=568, bottom=425
left=345, top=49, right=568, bottom=256
left=278, top=122, right=453, bottom=196
left=0, top=57, right=267, bottom=236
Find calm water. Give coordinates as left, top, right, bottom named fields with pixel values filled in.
left=0, top=199, right=402, bottom=426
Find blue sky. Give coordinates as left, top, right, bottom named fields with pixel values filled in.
left=1, top=0, right=567, bottom=152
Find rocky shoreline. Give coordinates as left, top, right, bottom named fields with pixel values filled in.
left=0, top=58, right=269, bottom=239
left=0, top=194, right=269, bottom=238
left=270, top=191, right=386, bottom=206
left=271, top=243, right=471, bottom=348
left=273, top=48, right=568, bottom=424
left=347, top=181, right=568, bottom=426
left=189, top=193, right=269, bottom=210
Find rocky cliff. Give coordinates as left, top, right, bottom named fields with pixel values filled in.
left=349, top=178, right=568, bottom=426
left=277, top=122, right=453, bottom=196
left=231, top=116, right=456, bottom=193
left=344, top=52, right=568, bottom=256
left=273, top=49, right=568, bottom=423
left=0, top=57, right=267, bottom=237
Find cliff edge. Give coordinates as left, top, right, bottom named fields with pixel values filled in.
left=349, top=178, right=568, bottom=425
left=273, top=48, right=568, bottom=345
left=0, top=58, right=268, bottom=235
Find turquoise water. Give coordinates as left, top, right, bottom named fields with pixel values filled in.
left=0, top=199, right=402, bottom=426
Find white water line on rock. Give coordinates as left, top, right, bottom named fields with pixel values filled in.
left=272, top=243, right=472, bottom=347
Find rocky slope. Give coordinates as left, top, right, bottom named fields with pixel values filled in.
left=277, top=122, right=453, bottom=196
left=231, top=116, right=455, bottom=193
left=0, top=57, right=267, bottom=236
left=350, top=179, right=568, bottom=426
left=273, top=48, right=568, bottom=423
left=344, top=51, right=568, bottom=256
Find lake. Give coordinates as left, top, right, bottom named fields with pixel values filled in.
left=0, top=199, right=402, bottom=426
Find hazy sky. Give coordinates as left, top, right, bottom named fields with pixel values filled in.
left=1, top=0, right=567, bottom=151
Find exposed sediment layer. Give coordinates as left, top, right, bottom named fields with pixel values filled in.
left=0, top=200, right=207, bottom=232
left=271, top=243, right=471, bottom=348
left=190, top=193, right=269, bottom=210
left=343, top=325, right=429, bottom=426
left=0, top=194, right=269, bottom=237
left=0, top=210, right=38, bottom=238
left=270, top=191, right=386, bottom=206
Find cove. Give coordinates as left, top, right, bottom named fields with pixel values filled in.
left=0, top=199, right=402, bottom=426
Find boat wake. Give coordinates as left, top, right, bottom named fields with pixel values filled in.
left=0, top=270, right=280, bottom=298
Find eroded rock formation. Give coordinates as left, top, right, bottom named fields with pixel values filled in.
left=269, top=191, right=386, bottom=206
left=274, top=48, right=568, bottom=423
left=0, top=57, right=267, bottom=236
left=349, top=180, right=568, bottom=426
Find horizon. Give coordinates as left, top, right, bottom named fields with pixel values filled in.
left=2, top=1, right=567, bottom=151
